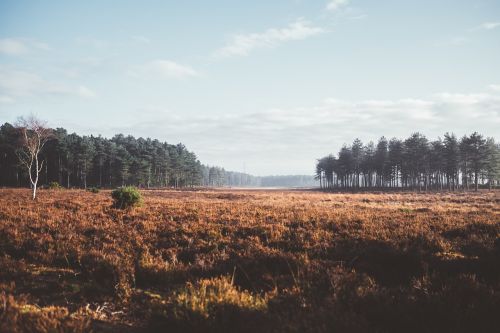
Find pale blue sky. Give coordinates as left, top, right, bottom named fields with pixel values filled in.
left=1, top=0, right=499, bottom=175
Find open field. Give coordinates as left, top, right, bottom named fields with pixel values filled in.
left=0, top=188, right=499, bottom=332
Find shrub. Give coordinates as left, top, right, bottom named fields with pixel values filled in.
left=149, top=276, right=270, bottom=332
left=111, top=186, right=142, bottom=209
left=48, top=181, right=62, bottom=189
left=87, top=187, right=100, bottom=193
left=172, top=276, right=268, bottom=317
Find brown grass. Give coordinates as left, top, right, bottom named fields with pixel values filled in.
left=0, top=188, right=499, bottom=332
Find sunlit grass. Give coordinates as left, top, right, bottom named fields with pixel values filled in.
left=0, top=188, right=498, bottom=332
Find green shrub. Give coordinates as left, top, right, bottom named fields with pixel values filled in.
left=87, top=187, right=100, bottom=193
left=111, top=186, right=142, bottom=209
left=48, top=181, right=62, bottom=189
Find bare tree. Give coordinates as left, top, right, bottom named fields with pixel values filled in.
left=15, top=115, right=53, bottom=200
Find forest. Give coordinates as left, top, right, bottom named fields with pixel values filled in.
left=316, top=132, right=500, bottom=191
left=3, top=121, right=499, bottom=191
left=0, top=122, right=203, bottom=189
left=0, top=121, right=317, bottom=189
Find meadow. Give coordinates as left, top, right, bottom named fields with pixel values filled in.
left=0, top=188, right=499, bottom=332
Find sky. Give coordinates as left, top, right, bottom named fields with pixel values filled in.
left=0, top=0, right=499, bottom=176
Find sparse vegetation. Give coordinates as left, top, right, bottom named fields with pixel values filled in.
left=0, top=188, right=498, bottom=332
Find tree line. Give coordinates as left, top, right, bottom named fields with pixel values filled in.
left=0, top=122, right=203, bottom=189
left=200, top=166, right=316, bottom=187
left=0, top=118, right=315, bottom=191
left=316, top=132, right=500, bottom=191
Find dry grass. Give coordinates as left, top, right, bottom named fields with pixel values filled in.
left=0, top=188, right=499, bottom=332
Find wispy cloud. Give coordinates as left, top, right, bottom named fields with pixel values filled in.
left=130, top=60, right=199, bottom=79
left=326, top=0, right=350, bottom=12
left=0, top=95, right=15, bottom=104
left=77, top=86, right=97, bottom=98
left=0, top=67, right=97, bottom=101
left=476, top=21, right=500, bottom=30
left=0, top=39, right=27, bottom=55
left=488, top=84, right=500, bottom=92
left=470, top=21, right=500, bottom=31
left=447, top=21, right=499, bottom=45
left=0, top=38, right=49, bottom=56
left=214, top=19, right=324, bottom=58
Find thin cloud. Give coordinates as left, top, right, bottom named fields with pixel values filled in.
left=0, top=38, right=49, bottom=56
left=0, top=95, right=15, bottom=104
left=0, top=67, right=97, bottom=100
left=488, top=84, right=500, bottom=92
left=472, top=21, right=500, bottom=31
left=131, top=35, right=151, bottom=43
left=0, top=39, right=27, bottom=55
left=326, top=0, right=350, bottom=12
left=214, top=19, right=324, bottom=58
left=77, top=85, right=97, bottom=98
left=130, top=60, right=199, bottom=79
left=478, top=22, right=500, bottom=30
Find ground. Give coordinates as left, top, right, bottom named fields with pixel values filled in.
left=0, top=188, right=499, bottom=332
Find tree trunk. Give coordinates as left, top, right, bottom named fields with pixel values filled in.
left=475, top=172, right=479, bottom=191
left=58, top=155, right=62, bottom=184
left=32, top=156, right=39, bottom=200
left=99, top=159, right=103, bottom=187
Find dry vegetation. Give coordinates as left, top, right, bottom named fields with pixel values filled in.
left=0, top=188, right=499, bottom=332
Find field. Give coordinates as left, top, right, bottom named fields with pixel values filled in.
left=0, top=188, right=499, bottom=332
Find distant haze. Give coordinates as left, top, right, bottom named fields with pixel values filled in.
left=1, top=1, right=499, bottom=175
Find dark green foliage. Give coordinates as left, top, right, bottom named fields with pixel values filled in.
left=48, top=181, right=62, bottom=189
left=317, top=132, right=500, bottom=190
left=0, top=122, right=203, bottom=189
left=111, top=186, right=142, bottom=209
left=87, top=187, right=100, bottom=193
left=0, top=123, right=20, bottom=187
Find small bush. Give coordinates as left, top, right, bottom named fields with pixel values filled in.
left=87, top=187, right=100, bottom=193
left=171, top=277, right=267, bottom=317
left=48, top=181, right=62, bottom=189
left=149, top=276, right=270, bottom=332
left=111, top=186, right=142, bottom=209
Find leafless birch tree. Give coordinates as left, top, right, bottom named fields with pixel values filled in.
left=15, top=115, right=53, bottom=200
